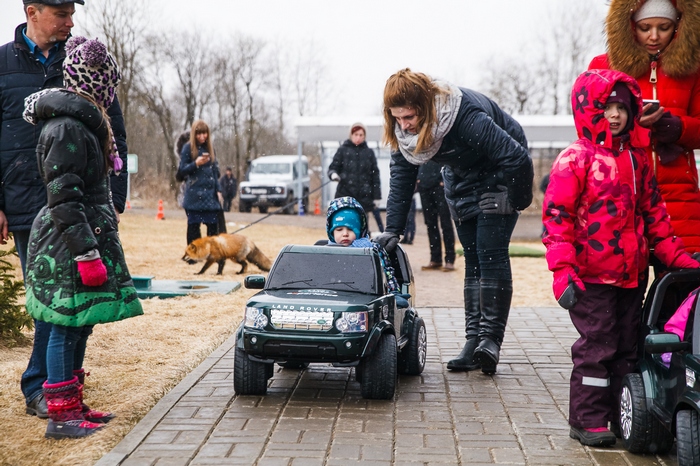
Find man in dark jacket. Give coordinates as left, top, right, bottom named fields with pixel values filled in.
left=0, top=0, right=129, bottom=419
left=416, top=160, right=455, bottom=271
left=219, top=167, right=238, bottom=212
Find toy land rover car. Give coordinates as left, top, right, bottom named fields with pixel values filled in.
left=238, top=155, right=310, bottom=214
left=233, top=243, right=427, bottom=399
left=619, top=269, right=700, bottom=464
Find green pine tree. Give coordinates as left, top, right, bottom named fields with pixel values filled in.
left=0, top=247, right=32, bottom=346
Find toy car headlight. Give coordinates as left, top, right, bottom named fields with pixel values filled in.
left=244, top=307, right=268, bottom=329
left=335, top=311, right=368, bottom=333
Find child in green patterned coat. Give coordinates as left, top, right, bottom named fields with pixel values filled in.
left=22, top=37, right=143, bottom=439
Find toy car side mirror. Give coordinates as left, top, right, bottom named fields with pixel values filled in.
left=245, top=275, right=266, bottom=289
left=644, top=332, right=692, bottom=354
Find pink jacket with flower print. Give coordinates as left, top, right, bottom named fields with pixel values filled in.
left=542, top=69, right=697, bottom=289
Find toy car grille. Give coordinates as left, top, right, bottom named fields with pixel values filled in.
left=270, top=310, right=334, bottom=330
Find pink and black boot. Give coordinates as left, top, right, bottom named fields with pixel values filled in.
left=43, top=377, right=104, bottom=439
left=74, top=369, right=115, bottom=424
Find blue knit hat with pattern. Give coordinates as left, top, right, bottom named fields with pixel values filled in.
left=330, top=208, right=362, bottom=239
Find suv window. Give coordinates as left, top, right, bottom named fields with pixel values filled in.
left=266, top=251, right=379, bottom=293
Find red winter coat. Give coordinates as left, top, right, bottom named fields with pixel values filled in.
left=589, top=0, right=700, bottom=252
left=543, top=70, right=695, bottom=290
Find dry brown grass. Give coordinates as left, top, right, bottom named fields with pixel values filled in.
left=0, top=210, right=555, bottom=466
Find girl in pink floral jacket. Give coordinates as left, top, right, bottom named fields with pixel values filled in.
left=542, top=68, right=699, bottom=447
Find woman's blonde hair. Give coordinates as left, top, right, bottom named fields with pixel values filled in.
left=382, top=68, right=448, bottom=153
left=189, top=120, right=215, bottom=161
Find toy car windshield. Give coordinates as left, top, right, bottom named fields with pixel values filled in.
left=265, top=249, right=379, bottom=294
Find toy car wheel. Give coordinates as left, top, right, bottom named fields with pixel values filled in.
left=239, top=201, right=251, bottom=213
left=360, top=332, right=397, bottom=399
left=619, top=373, right=673, bottom=453
left=398, top=316, right=427, bottom=375
left=354, top=363, right=363, bottom=383
left=279, top=361, right=309, bottom=370
left=676, top=410, right=700, bottom=465
left=234, top=346, right=270, bottom=396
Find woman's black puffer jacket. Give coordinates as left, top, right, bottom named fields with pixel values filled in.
left=328, top=140, right=382, bottom=213
left=386, top=87, right=533, bottom=233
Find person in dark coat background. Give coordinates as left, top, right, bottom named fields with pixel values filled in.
left=376, top=68, right=533, bottom=375
left=219, top=166, right=238, bottom=212
left=178, top=120, right=223, bottom=246
left=328, top=122, right=383, bottom=232
left=0, top=0, right=129, bottom=420
left=417, top=160, right=455, bottom=271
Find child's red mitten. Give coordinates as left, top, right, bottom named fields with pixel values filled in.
left=553, top=267, right=585, bottom=310
left=77, top=259, right=107, bottom=287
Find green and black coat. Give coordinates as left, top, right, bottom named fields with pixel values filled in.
left=24, top=90, right=142, bottom=327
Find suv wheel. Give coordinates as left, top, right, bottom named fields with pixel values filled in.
left=283, top=193, right=295, bottom=215
left=360, top=333, right=397, bottom=399
left=258, top=206, right=268, bottom=214
left=676, top=410, right=700, bottom=465
left=619, top=373, right=673, bottom=453
left=398, top=316, right=427, bottom=375
left=234, top=346, right=270, bottom=395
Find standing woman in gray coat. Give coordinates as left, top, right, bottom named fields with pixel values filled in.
left=376, top=68, right=533, bottom=375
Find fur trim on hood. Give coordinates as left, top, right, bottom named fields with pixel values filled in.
left=605, top=0, right=700, bottom=78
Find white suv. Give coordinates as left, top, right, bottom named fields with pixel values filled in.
left=239, top=155, right=310, bottom=214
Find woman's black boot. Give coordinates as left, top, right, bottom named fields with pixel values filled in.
left=447, top=278, right=481, bottom=371
left=473, top=278, right=512, bottom=374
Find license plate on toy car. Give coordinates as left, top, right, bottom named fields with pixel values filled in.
left=270, top=310, right=334, bottom=330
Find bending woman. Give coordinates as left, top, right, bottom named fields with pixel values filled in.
left=375, top=68, right=533, bottom=374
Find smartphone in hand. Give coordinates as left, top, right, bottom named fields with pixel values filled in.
left=643, top=99, right=660, bottom=115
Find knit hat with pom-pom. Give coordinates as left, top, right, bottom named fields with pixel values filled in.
left=63, top=36, right=121, bottom=109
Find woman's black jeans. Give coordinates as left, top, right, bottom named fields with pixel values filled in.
left=456, top=211, right=519, bottom=281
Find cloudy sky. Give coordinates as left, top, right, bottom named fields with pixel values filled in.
left=2, top=0, right=609, bottom=117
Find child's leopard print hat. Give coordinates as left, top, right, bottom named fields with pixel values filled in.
left=63, top=36, right=121, bottom=109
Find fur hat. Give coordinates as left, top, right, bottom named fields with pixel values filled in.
left=349, top=122, right=366, bottom=136
left=633, top=0, right=679, bottom=23
left=330, top=208, right=362, bottom=239
left=607, top=82, right=636, bottom=133
left=23, top=0, right=84, bottom=4
left=63, top=36, right=121, bottom=109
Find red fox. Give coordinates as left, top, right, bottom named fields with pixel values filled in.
left=182, top=233, right=272, bottom=275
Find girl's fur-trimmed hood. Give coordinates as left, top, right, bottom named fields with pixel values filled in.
left=605, top=0, right=700, bottom=78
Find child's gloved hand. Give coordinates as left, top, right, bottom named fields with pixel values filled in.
left=77, top=259, right=107, bottom=287
left=553, top=268, right=585, bottom=310
left=330, top=173, right=340, bottom=181
left=374, top=232, right=400, bottom=252
left=479, top=185, right=514, bottom=215
left=652, top=112, right=682, bottom=143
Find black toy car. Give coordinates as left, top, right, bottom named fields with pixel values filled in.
left=619, top=269, right=700, bottom=465
left=233, top=243, right=427, bottom=399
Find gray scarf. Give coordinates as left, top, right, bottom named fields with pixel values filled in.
left=394, top=80, right=462, bottom=165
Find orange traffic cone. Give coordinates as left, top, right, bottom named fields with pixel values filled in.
left=155, top=199, right=165, bottom=220
left=314, top=198, right=321, bottom=215
left=125, top=200, right=131, bottom=210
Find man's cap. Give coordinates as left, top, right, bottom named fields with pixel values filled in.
left=23, top=0, right=85, bottom=5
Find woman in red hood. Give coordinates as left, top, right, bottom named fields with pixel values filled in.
left=589, top=0, right=700, bottom=254
left=543, top=68, right=699, bottom=447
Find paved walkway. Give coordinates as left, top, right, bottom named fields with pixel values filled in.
left=95, top=305, right=677, bottom=466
